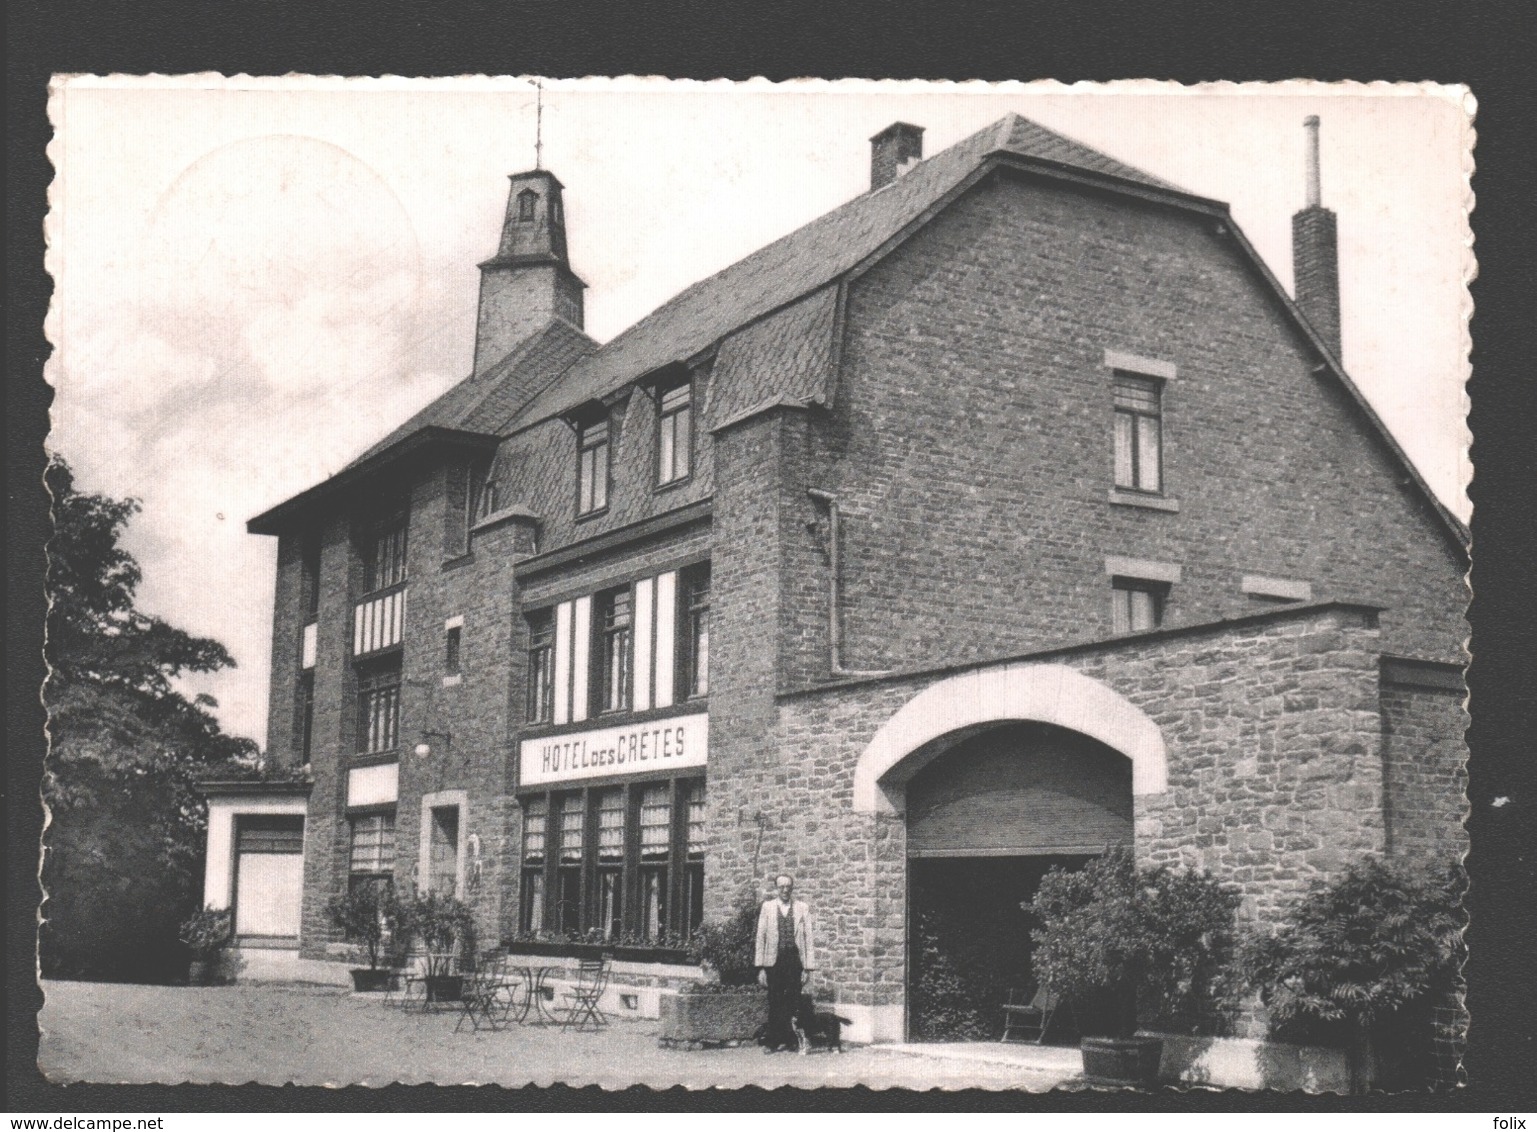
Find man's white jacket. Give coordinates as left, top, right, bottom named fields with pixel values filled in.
left=754, top=898, right=816, bottom=970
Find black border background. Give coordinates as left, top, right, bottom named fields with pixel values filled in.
left=9, top=0, right=1534, bottom=1114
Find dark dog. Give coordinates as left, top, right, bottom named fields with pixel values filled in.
left=791, top=994, right=852, bottom=1054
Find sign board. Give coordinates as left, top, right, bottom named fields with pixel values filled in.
left=520, top=712, right=708, bottom=787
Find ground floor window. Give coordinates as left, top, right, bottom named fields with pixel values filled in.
left=348, top=810, right=396, bottom=895
left=518, top=775, right=704, bottom=945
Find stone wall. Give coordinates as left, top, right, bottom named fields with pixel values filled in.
left=703, top=603, right=1394, bottom=1036
left=1380, top=661, right=1469, bottom=867
left=784, top=172, right=1465, bottom=694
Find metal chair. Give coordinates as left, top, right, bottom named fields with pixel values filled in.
left=1000, top=984, right=1060, bottom=1044
left=558, top=958, right=611, bottom=1032
left=455, top=953, right=518, bottom=1033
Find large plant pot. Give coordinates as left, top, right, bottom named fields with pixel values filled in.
left=350, top=968, right=393, bottom=993
left=424, top=974, right=464, bottom=1003
left=1081, top=1035, right=1163, bottom=1088
left=659, top=989, right=767, bottom=1045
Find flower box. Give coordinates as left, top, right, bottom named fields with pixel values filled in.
left=609, top=945, right=691, bottom=966
left=658, top=988, right=767, bottom=1044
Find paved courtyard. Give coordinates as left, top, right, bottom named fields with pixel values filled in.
left=37, top=979, right=1083, bottom=1091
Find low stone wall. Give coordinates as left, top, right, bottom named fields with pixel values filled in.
left=502, top=951, right=705, bottom=1021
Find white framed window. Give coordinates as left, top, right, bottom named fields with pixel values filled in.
left=656, top=381, right=694, bottom=487
left=577, top=417, right=610, bottom=516
left=1113, top=373, right=1164, bottom=493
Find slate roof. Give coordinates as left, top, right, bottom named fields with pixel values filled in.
left=254, top=111, right=1466, bottom=549
left=506, top=114, right=1193, bottom=434
left=347, top=319, right=598, bottom=468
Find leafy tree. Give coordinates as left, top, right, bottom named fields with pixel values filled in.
left=41, top=457, right=260, bottom=982
left=1027, top=848, right=1240, bottom=1039
left=1239, top=856, right=1465, bottom=1091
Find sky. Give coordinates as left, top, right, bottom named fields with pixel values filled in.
left=44, top=77, right=1474, bottom=744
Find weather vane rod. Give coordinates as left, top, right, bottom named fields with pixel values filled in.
left=535, top=80, right=544, bottom=170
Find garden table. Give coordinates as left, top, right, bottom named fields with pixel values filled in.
left=512, top=964, right=563, bottom=1026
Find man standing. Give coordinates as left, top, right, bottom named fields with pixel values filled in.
left=755, top=873, right=815, bottom=1053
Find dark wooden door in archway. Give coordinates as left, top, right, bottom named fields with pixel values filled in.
left=905, top=723, right=1133, bottom=1041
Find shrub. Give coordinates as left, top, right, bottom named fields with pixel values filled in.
left=1239, top=857, right=1464, bottom=1090
left=395, top=891, right=475, bottom=973
left=1027, top=849, right=1240, bottom=1039
left=325, top=884, right=397, bottom=970
left=688, top=893, right=761, bottom=987
left=178, top=906, right=233, bottom=960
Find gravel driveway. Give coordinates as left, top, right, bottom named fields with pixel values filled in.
left=37, top=979, right=1079, bottom=1091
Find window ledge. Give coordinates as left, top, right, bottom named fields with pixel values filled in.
left=1108, top=489, right=1180, bottom=513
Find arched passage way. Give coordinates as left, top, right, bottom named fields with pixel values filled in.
left=851, top=664, right=1165, bottom=1042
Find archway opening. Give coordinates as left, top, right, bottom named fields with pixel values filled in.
left=903, top=722, right=1133, bottom=1042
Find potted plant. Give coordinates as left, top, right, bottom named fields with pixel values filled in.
left=398, top=891, right=475, bottom=1003
left=179, top=906, right=234, bottom=986
left=1239, top=857, right=1464, bottom=1093
left=326, top=884, right=398, bottom=992
left=658, top=897, right=766, bottom=1047
left=1027, top=849, right=1239, bottom=1088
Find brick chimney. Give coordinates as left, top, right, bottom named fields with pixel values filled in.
left=870, top=122, right=924, bottom=191
left=1291, top=116, right=1342, bottom=361
left=473, top=169, right=586, bottom=375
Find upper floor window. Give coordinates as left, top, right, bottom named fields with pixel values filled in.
left=577, top=417, right=610, bottom=516
left=364, top=509, right=408, bottom=593
left=517, top=189, right=538, bottom=223
left=595, top=586, right=633, bottom=714
left=356, top=657, right=402, bottom=754
left=679, top=564, right=710, bottom=699
left=657, top=381, right=694, bottom=487
left=1113, top=374, right=1163, bottom=493
left=526, top=609, right=556, bottom=723
left=474, top=473, right=500, bottom=523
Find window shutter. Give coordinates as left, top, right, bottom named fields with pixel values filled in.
left=653, top=572, right=677, bottom=708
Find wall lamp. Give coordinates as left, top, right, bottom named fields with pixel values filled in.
left=414, top=730, right=452, bottom=759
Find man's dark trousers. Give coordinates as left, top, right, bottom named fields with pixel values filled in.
left=765, top=947, right=803, bottom=1050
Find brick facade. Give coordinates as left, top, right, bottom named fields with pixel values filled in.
left=237, top=115, right=1466, bottom=1045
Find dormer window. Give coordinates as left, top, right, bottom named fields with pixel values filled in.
left=656, top=380, right=694, bottom=487
left=576, top=416, right=610, bottom=516
left=517, top=189, right=538, bottom=224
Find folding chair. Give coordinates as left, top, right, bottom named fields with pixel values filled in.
left=999, top=984, right=1059, bottom=1044
left=455, top=958, right=517, bottom=1033
left=558, top=958, right=610, bottom=1032
left=384, top=954, right=427, bottom=1011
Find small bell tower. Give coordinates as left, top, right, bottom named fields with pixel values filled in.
left=474, top=170, right=586, bottom=374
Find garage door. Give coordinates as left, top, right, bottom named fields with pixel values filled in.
left=234, top=815, right=305, bottom=939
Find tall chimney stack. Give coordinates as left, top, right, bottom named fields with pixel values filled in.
left=1291, top=115, right=1342, bottom=361
left=870, top=123, right=924, bottom=191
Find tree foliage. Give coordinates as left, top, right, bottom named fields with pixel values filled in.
left=1027, top=848, right=1241, bottom=1038
left=41, top=457, right=260, bottom=981
left=1240, top=857, right=1464, bottom=1039
left=688, top=894, right=762, bottom=986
